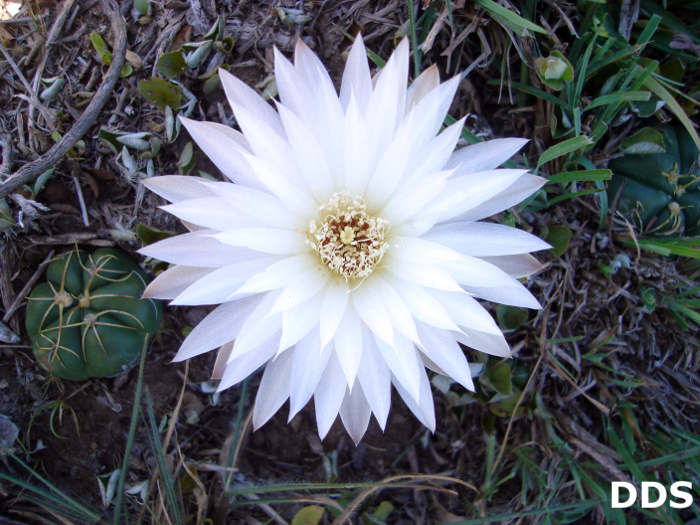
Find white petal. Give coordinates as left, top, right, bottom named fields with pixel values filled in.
left=253, top=348, right=294, bottom=430
left=364, top=49, right=401, bottom=163
left=388, top=237, right=464, bottom=265
left=427, top=289, right=501, bottom=335
left=279, top=291, right=324, bottom=352
left=420, top=353, right=448, bottom=376
left=357, top=326, right=391, bottom=430
left=161, top=197, right=263, bottom=230
left=368, top=274, right=420, bottom=344
left=294, top=38, right=339, bottom=109
left=274, top=46, right=314, bottom=121
left=220, top=68, right=286, bottom=139
left=426, top=169, right=529, bottom=224
left=415, top=322, right=474, bottom=391
left=141, top=175, right=214, bottom=203
left=314, top=351, right=348, bottom=439
left=445, top=138, right=528, bottom=175
left=277, top=104, right=334, bottom=201
left=339, top=382, right=372, bottom=445
left=198, top=180, right=307, bottom=230
left=203, top=121, right=251, bottom=151
left=213, top=228, right=309, bottom=255
left=442, top=258, right=542, bottom=309
left=236, top=254, right=316, bottom=294
left=352, top=281, right=394, bottom=345
left=454, top=174, right=546, bottom=222
left=380, top=170, right=450, bottom=225
left=343, top=92, right=373, bottom=196
left=479, top=254, right=544, bottom=278
left=406, top=64, right=439, bottom=111
left=388, top=38, right=409, bottom=128
left=270, top=264, right=331, bottom=314
left=364, top=111, right=416, bottom=210
left=339, top=35, right=372, bottom=112
left=383, top=257, right=462, bottom=292
left=319, top=279, right=350, bottom=348
left=383, top=274, right=459, bottom=331
left=229, top=291, right=283, bottom=362
left=424, top=222, right=551, bottom=257
left=292, top=40, right=346, bottom=190
left=289, top=330, right=332, bottom=419
left=139, top=231, right=260, bottom=267
left=212, top=341, right=234, bottom=380
left=217, top=335, right=279, bottom=391
left=173, top=295, right=263, bottom=361
left=241, top=153, right=317, bottom=217
left=403, top=116, right=466, bottom=187
left=171, top=258, right=279, bottom=305
left=403, top=74, right=461, bottom=152
left=375, top=332, right=421, bottom=403
left=179, top=118, right=263, bottom=189
left=454, top=328, right=511, bottom=358
left=333, top=303, right=363, bottom=389
left=392, top=366, right=436, bottom=432
left=143, top=265, right=214, bottom=300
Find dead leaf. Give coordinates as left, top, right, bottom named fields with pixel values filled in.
left=169, top=24, right=192, bottom=52
left=125, top=50, right=143, bottom=70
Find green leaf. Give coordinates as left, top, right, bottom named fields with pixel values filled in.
left=292, top=506, right=324, bottom=525
left=474, top=0, right=547, bottom=35
left=643, top=76, right=700, bottom=151
left=586, top=91, right=651, bottom=110
left=497, top=304, right=528, bottom=332
left=547, top=169, right=611, bottom=184
left=136, top=224, right=177, bottom=246
left=138, top=77, right=182, bottom=112
left=134, top=0, right=149, bottom=15
left=40, top=77, right=65, bottom=102
left=157, top=50, right=187, bottom=79
left=544, top=225, right=572, bottom=257
left=204, top=15, right=225, bottom=41
left=177, top=142, right=196, bottom=175
left=619, top=127, right=666, bottom=154
left=482, top=361, right=512, bottom=396
left=97, top=128, right=123, bottom=154
left=215, top=36, right=235, bottom=53
left=90, top=32, right=112, bottom=65
left=119, top=63, right=133, bottom=78
left=0, top=198, right=15, bottom=231
left=183, top=40, right=213, bottom=68
left=537, top=136, right=593, bottom=168
left=372, top=501, right=394, bottom=522
left=32, top=168, right=55, bottom=196
left=640, top=287, right=656, bottom=312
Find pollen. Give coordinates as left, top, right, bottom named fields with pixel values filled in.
left=308, top=192, right=390, bottom=280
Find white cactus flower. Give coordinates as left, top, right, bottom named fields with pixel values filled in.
left=139, top=36, right=549, bottom=444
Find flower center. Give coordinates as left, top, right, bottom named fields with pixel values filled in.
left=308, top=192, right=390, bottom=280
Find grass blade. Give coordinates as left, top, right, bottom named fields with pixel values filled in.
left=474, top=0, right=547, bottom=35
left=644, top=76, right=700, bottom=151
left=113, top=335, right=149, bottom=525
left=547, top=169, right=611, bottom=184
left=144, top=390, right=182, bottom=524
left=537, top=135, right=593, bottom=169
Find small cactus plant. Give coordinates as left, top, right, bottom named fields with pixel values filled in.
left=607, top=124, right=700, bottom=237
left=26, top=247, right=163, bottom=380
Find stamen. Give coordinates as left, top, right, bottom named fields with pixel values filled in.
left=308, top=192, right=390, bottom=280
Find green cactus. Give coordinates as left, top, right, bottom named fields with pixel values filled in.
left=26, top=247, right=163, bottom=380
left=607, top=124, right=700, bottom=237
